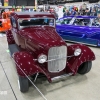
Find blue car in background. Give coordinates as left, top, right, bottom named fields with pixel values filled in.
left=56, top=16, right=100, bottom=47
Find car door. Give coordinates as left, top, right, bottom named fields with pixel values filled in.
left=11, top=17, right=26, bottom=49
left=59, top=17, right=86, bottom=39
left=56, top=17, right=74, bottom=35
left=85, top=18, right=100, bottom=46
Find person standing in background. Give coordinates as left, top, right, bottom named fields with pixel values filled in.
left=85, top=8, right=90, bottom=16
left=63, top=6, right=66, bottom=13
left=52, top=10, right=58, bottom=20
left=97, top=8, right=100, bottom=16
left=63, top=9, right=70, bottom=17
left=91, top=9, right=97, bottom=16
left=70, top=8, right=76, bottom=16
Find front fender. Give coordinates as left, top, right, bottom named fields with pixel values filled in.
left=67, top=44, right=95, bottom=74
left=13, top=51, right=51, bottom=81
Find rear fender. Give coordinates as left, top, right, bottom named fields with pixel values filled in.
left=67, top=44, right=95, bottom=74
left=6, top=29, right=15, bottom=44
left=13, top=51, right=51, bottom=81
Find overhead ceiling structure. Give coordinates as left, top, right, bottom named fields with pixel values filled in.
left=38, top=0, right=99, bottom=5
left=0, top=0, right=99, bottom=6
left=1, top=0, right=35, bottom=6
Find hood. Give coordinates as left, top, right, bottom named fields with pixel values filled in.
left=20, top=26, right=66, bottom=47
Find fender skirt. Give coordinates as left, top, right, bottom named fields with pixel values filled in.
left=66, top=44, right=95, bottom=74
left=13, top=51, right=51, bottom=81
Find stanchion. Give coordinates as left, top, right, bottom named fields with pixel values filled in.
left=0, top=43, right=48, bottom=100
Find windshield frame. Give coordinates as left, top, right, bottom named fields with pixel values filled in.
left=18, top=17, right=55, bottom=29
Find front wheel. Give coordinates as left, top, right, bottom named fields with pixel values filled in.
left=18, top=76, right=29, bottom=93
left=78, top=61, right=92, bottom=75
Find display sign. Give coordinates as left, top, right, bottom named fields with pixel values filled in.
left=4, top=0, right=8, bottom=7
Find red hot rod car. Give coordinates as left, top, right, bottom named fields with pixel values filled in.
left=0, top=11, right=12, bottom=32
left=6, top=12, right=95, bottom=93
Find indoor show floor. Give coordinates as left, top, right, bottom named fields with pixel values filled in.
left=0, top=34, right=100, bottom=100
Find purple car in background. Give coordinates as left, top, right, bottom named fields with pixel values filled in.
left=56, top=16, right=100, bottom=47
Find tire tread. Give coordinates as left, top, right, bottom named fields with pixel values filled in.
left=78, top=61, right=92, bottom=75
left=18, top=76, right=29, bottom=93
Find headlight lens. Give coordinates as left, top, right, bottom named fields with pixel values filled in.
left=38, top=54, right=47, bottom=64
left=74, top=48, right=81, bottom=56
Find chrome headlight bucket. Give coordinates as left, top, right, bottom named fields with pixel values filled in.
left=38, top=54, right=47, bottom=64
left=74, top=48, right=81, bottom=56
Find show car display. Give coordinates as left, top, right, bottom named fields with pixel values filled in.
left=0, top=11, right=11, bottom=32
left=6, top=12, right=95, bottom=93
left=56, top=16, right=100, bottom=47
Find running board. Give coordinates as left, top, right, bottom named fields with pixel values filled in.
left=51, top=73, right=73, bottom=82
left=8, top=44, right=20, bottom=56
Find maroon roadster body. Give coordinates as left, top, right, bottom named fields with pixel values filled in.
left=6, top=12, right=95, bottom=93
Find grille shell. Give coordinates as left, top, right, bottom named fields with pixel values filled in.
left=48, top=46, right=67, bottom=73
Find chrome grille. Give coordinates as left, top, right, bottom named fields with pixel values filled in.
left=48, top=46, right=67, bottom=73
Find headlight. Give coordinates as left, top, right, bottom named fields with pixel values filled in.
left=38, top=54, right=47, bottom=64
left=74, top=48, right=81, bottom=56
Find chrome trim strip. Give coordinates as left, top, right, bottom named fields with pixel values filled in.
left=64, top=39, right=97, bottom=46
left=33, top=55, right=74, bottom=62
left=51, top=73, right=73, bottom=82
left=46, top=55, right=74, bottom=62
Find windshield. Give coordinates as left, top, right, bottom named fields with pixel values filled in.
left=73, top=18, right=90, bottom=26
left=18, top=18, right=55, bottom=29
left=56, top=18, right=72, bottom=25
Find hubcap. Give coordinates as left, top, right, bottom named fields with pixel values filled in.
left=17, top=80, right=20, bottom=90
